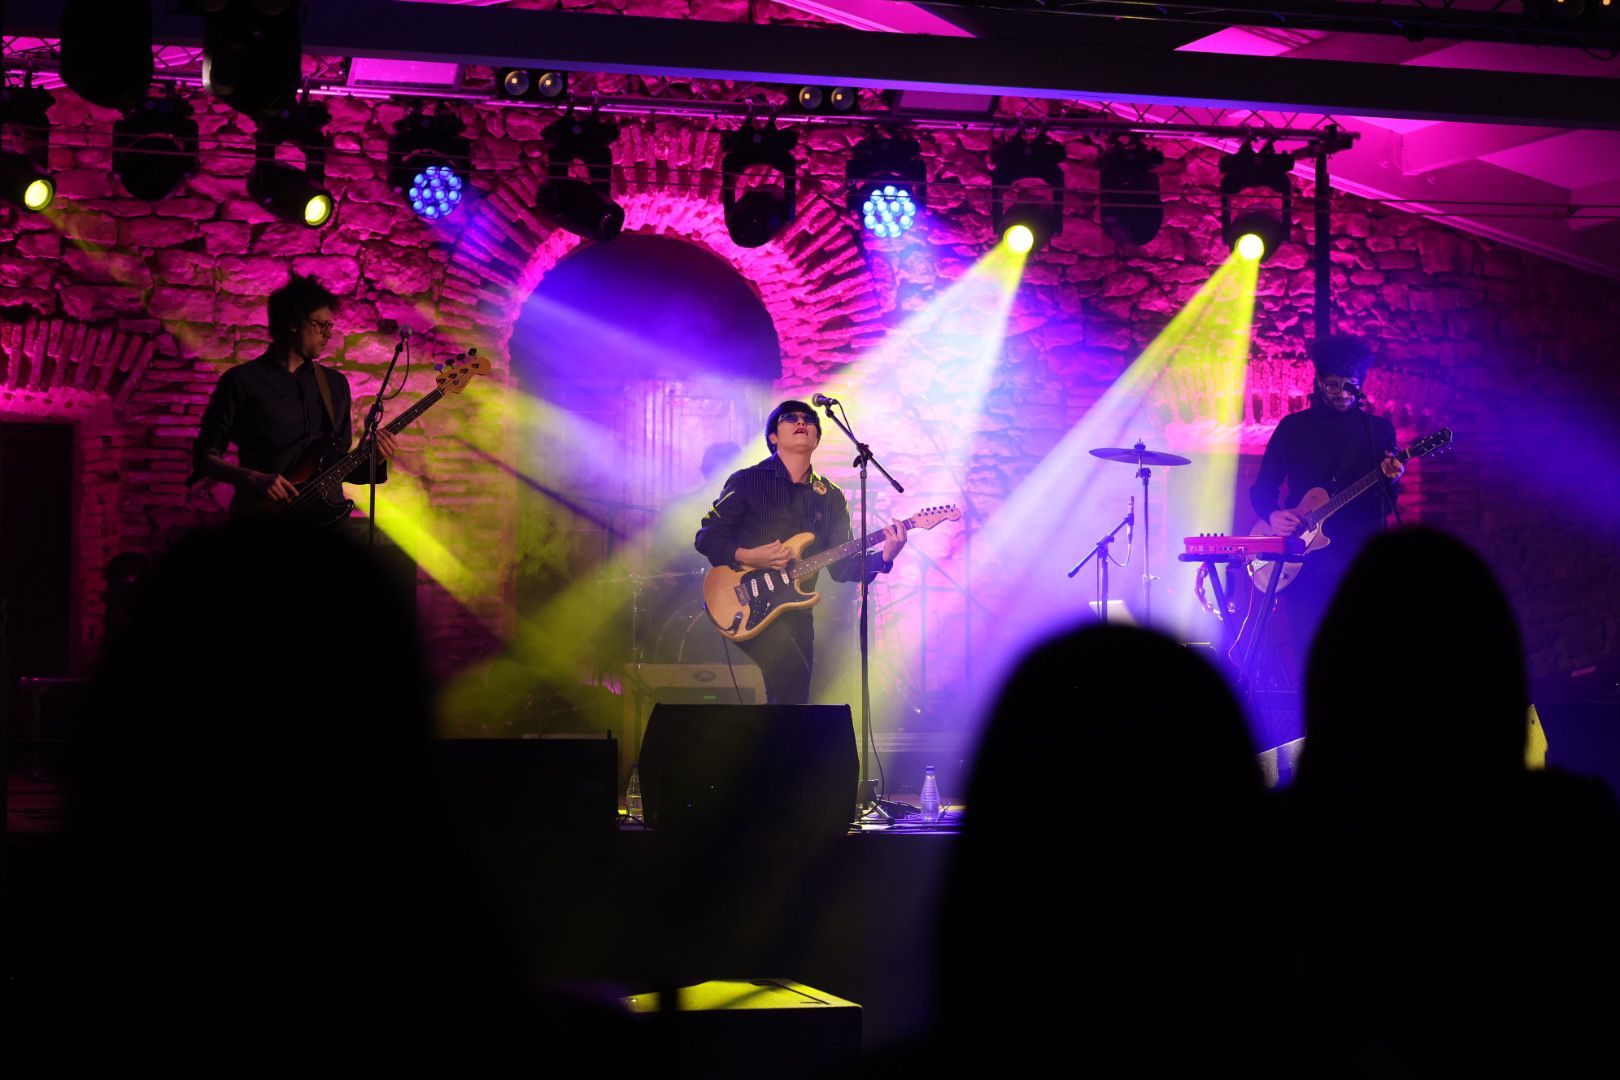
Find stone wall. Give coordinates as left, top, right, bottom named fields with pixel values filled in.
left=3, top=7, right=1617, bottom=683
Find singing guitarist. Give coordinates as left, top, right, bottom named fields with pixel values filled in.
left=190, top=273, right=396, bottom=515
left=1249, top=336, right=1405, bottom=667
left=694, top=400, right=908, bottom=705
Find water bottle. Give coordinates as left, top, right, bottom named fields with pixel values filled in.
left=920, top=765, right=941, bottom=823
left=625, top=762, right=643, bottom=824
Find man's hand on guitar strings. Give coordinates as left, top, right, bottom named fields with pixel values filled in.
left=1268, top=509, right=1302, bottom=536
left=1381, top=451, right=1405, bottom=481
left=368, top=429, right=399, bottom=463
left=738, top=540, right=792, bottom=571
left=248, top=470, right=298, bottom=502
left=881, top=520, right=909, bottom=562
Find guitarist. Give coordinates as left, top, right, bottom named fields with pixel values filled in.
left=190, top=273, right=396, bottom=515
left=1249, top=336, right=1404, bottom=666
left=694, top=400, right=908, bottom=705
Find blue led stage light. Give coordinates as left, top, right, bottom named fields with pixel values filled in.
left=861, top=183, right=917, bottom=239
left=408, top=164, right=464, bottom=220
left=846, top=134, right=926, bottom=243
left=389, top=110, right=473, bottom=224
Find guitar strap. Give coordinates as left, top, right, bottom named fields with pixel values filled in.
left=310, top=362, right=340, bottom=436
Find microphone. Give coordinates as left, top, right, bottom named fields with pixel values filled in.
left=1348, top=383, right=1366, bottom=401
left=1126, top=495, right=1135, bottom=546
left=812, top=393, right=839, bottom=408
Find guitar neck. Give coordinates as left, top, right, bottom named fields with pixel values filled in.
left=315, top=388, right=444, bottom=487
left=1307, top=450, right=1406, bottom=528
left=792, top=516, right=911, bottom=579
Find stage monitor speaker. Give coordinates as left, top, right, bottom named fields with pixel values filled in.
left=432, top=735, right=619, bottom=837
left=624, top=979, right=860, bottom=1080
left=621, top=663, right=768, bottom=776
left=639, top=704, right=855, bottom=836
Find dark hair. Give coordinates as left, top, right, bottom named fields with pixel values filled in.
left=764, top=400, right=820, bottom=454
left=1309, top=335, right=1373, bottom=382
left=267, top=272, right=340, bottom=343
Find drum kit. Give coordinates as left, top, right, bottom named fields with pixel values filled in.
left=1068, top=440, right=1191, bottom=626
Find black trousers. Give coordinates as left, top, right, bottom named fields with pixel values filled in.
left=735, top=608, right=815, bottom=705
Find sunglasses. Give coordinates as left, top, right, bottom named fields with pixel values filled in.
left=777, top=412, right=819, bottom=426
left=1318, top=377, right=1361, bottom=394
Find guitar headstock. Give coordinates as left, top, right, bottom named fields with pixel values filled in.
left=909, top=504, right=963, bottom=531
left=1407, top=427, right=1454, bottom=461
left=436, top=355, right=491, bottom=394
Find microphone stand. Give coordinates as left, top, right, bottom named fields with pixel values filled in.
left=363, top=329, right=408, bottom=546
left=1067, top=506, right=1133, bottom=622
left=820, top=399, right=904, bottom=823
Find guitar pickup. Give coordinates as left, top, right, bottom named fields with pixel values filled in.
left=764, top=575, right=775, bottom=592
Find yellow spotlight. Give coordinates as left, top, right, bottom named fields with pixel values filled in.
left=303, top=192, right=334, bottom=228
left=23, top=177, right=54, bottom=212
left=1236, top=232, right=1266, bottom=261
left=1005, top=223, right=1035, bottom=255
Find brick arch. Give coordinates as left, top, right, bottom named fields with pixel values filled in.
left=0, top=317, right=157, bottom=418
left=436, top=127, right=879, bottom=381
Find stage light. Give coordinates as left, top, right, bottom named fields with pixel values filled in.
left=113, top=97, right=199, bottom=202
left=248, top=102, right=335, bottom=229
left=497, top=68, right=568, bottom=102
left=846, top=133, right=926, bottom=241
left=721, top=121, right=798, bottom=248
left=1236, top=232, right=1266, bottom=261
left=1004, top=223, right=1034, bottom=254
left=1, top=153, right=54, bottom=212
left=538, top=113, right=625, bottom=242
left=992, top=132, right=1066, bottom=254
left=388, top=110, right=472, bottom=221
left=202, top=2, right=301, bottom=119
left=1219, top=141, right=1292, bottom=263
left=790, top=85, right=858, bottom=115
left=59, top=0, right=154, bottom=111
left=1098, top=139, right=1165, bottom=247
left=0, top=87, right=54, bottom=213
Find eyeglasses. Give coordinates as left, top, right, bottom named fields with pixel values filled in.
left=306, top=318, right=335, bottom=334
left=1318, top=377, right=1360, bottom=394
left=777, top=412, right=818, bottom=426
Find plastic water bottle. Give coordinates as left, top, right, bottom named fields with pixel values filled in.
left=625, top=762, right=643, bottom=824
left=920, top=765, right=941, bottom=823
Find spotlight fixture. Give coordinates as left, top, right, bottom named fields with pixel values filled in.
left=388, top=110, right=472, bottom=221
left=846, top=133, right=926, bottom=241
left=1097, top=139, right=1165, bottom=247
left=248, top=102, right=335, bottom=228
left=201, top=1, right=301, bottom=119
left=59, top=0, right=154, bottom=111
left=538, top=112, right=624, bottom=242
left=497, top=68, right=568, bottom=102
left=113, top=97, right=200, bottom=202
left=721, top=121, right=798, bottom=248
left=0, top=86, right=55, bottom=213
left=1219, top=140, right=1293, bottom=262
left=789, top=85, right=858, bottom=115
left=991, top=132, right=1066, bottom=253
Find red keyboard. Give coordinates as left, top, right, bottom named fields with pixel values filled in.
left=1184, top=534, right=1306, bottom=557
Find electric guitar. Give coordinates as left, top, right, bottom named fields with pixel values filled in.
left=1229, top=426, right=1453, bottom=666
left=702, top=504, right=962, bottom=642
left=242, top=354, right=489, bottom=525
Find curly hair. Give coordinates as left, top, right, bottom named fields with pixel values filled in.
left=267, top=273, right=340, bottom=343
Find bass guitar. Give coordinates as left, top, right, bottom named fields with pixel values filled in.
left=242, top=353, right=489, bottom=525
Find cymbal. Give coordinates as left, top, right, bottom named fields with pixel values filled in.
left=1090, top=445, right=1191, bottom=467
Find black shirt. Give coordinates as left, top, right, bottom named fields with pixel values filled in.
left=192, top=349, right=385, bottom=506
left=694, top=454, right=887, bottom=585
left=1250, top=396, right=1398, bottom=542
